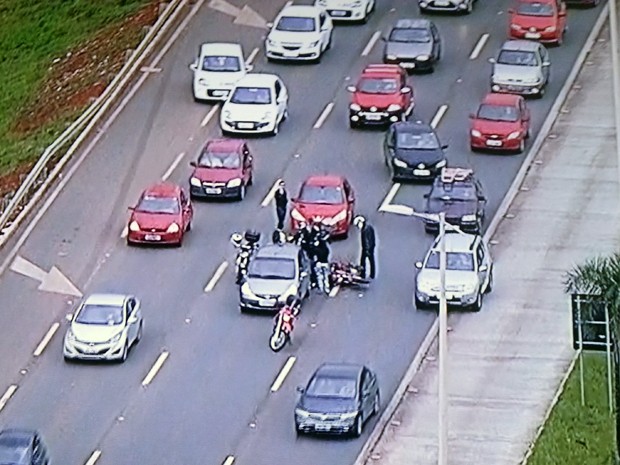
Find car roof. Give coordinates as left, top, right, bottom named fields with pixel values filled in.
left=278, top=5, right=321, bottom=17
left=432, top=232, right=479, bottom=253
left=392, top=120, right=434, bottom=134
left=204, top=138, right=244, bottom=152
left=255, top=243, right=300, bottom=260
left=393, top=18, right=431, bottom=29
left=235, top=73, right=278, bottom=87
left=361, top=64, right=402, bottom=78
left=501, top=39, right=540, bottom=52
left=142, top=182, right=180, bottom=198
left=83, top=293, right=128, bottom=306
left=302, top=175, right=345, bottom=187
left=481, top=93, right=522, bottom=106
left=315, top=362, right=364, bottom=380
left=199, top=42, right=243, bottom=57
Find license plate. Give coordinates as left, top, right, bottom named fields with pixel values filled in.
left=237, top=122, right=254, bottom=129
left=211, top=90, right=227, bottom=97
left=258, top=299, right=273, bottom=307
left=413, top=169, right=431, bottom=176
left=316, top=424, right=331, bottom=431
left=205, top=187, right=222, bottom=194
left=283, top=50, right=299, bottom=57
left=400, top=62, right=415, bottom=69
left=525, top=32, right=541, bottom=39
left=330, top=10, right=347, bottom=16
left=486, top=140, right=502, bottom=147
left=365, top=114, right=382, bottom=121
left=435, top=1, right=450, bottom=6
left=144, top=234, right=161, bottom=241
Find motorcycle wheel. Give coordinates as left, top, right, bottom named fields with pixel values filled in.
left=269, top=331, right=288, bottom=352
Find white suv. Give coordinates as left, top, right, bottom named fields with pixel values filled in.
left=190, top=43, right=251, bottom=102
left=314, top=0, right=375, bottom=23
left=266, top=5, right=333, bottom=63
left=414, top=232, right=493, bottom=311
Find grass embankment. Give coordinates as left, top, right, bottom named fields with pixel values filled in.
left=528, top=353, right=615, bottom=465
left=0, top=0, right=157, bottom=191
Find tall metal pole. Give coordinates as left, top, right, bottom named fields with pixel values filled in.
left=606, top=304, right=614, bottom=415
left=610, top=0, right=620, bottom=182
left=438, top=212, right=448, bottom=465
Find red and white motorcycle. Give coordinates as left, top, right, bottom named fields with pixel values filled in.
left=269, top=300, right=299, bottom=352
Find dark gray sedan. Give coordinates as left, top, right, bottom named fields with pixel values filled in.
left=383, top=19, right=441, bottom=73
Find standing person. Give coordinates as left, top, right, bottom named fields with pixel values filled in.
left=353, top=215, right=376, bottom=279
left=313, top=226, right=331, bottom=294
left=274, top=180, right=288, bottom=230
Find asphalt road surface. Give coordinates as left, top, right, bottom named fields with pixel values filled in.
left=0, top=0, right=603, bottom=464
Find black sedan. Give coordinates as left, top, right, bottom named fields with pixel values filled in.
left=382, top=19, right=441, bottom=73
left=384, top=121, right=448, bottom=182
left=295, top=363, right=380, bottom=437
left=0, top=429, right=51, bottom=465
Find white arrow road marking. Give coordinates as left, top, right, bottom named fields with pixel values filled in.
left=430, top=104, right=448, bottom=129
left=378, top=183, right=401, bottom=212
left=201, top=105, right=219, bottom=127
left=204, top=261, right=229, bottom=292
left=313, top=102, right=334, bottom=129
left=84, top=450, right=102, bottom=465
left=271, top=356, right=296, bottom=392
left=362, top=31, right=381, bottom=56
left=142, top=351, right=170, bottom=386
left=0, top=385, right=17, bottom=414
left=261, top=178, right=283, bottom=207
left=10, top=256, right=82, bottom=297
left=34, top=322, right=60, bottom=357
left=233, top=5, right=268, bottom=28
left=381, top=204, right=415, bottom=216
left=162, top=152, right=186, bottom=181
left=223, top=456, right=235, bottom=465
left=246, top=47, right=260, bottom=66
left=469, top=33, right=490, bottom=60
left=208, top=0, right=240, bottom=16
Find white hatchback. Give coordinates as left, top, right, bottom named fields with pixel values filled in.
left=190, top=42, right=251, bottom=102
left=266, top=5, right=333, bottom=63
left=220, top=73, right=289, bottom=136
left=314, top=0, right=375, bottom=23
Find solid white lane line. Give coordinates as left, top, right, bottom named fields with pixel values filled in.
left=271, top=356, right=296, bottom=392
left=469, top=33, right=490, bottom=60
left=430, top=104, right=448, bottom=129
left=142, top=351, right=170, bottom=386
left=84, top=450, right=102, bottom=465
left=246, top=47, right=260, bottom=66
left=223, top=456, right=235, bottom=465
left=329, top=285, right=340, bottom=297
left=33, top=322, right=60, bottom=357
left=201, top=105, right=219, bottom=127
left=161, top=152, right=186, bottom=181
left=313, top=102, right=334, bottom=129
left=361, top=31, right=381, bottom=56
left=121, top=226, right=128, bottom=238
left=378, top=183, right=401, bottom=211
left=204, top=261, right=229, bottom=292
left=261, top=178, right=283, bottom=207
left=0, top=385, right=17, bottom=413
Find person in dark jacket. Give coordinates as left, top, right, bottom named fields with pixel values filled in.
left=274, top=180, right=288, bottom=230
left=353, top=215, right=376, bottom=279
left=313, top=227, right=331, bottom=294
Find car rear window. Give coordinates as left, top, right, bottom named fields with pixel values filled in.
left=136, top=196, right=180, bottom=214
left=426, top=252, right=475, bottom=271
left=477, top=104, right=519, bottom=122
left=358, top=77, right=400, bottom=94
left=298, top=185, right=345, bottom=204
left=276, top=16, right=316, bottom=32
left=307, top=376, right=357, bottom=398
left=388, top=27, right=431, bottom=43
left=201, top=55, right=241, bottom=72
left=516, top=2, right=554, bottom=16
left=248, top=257, right=296, bottom=280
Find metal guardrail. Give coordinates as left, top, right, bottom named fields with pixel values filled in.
left=0, top=0, right=188, bottom=240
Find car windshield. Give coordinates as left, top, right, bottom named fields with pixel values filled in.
left=497, top=50, right=538, bottom=66
left=430, top=185, right=477, bottom=201
left=201, top=55, right=241, bottom=72
left=136, top=196, right=180, bottom=214
left=388, top=27, right=431, bottom=43
left=477, top=104, right=519, bottom=122
left=298, top=184, right=345, bottom=204
left=75, top=304, right=124, bottom=325
left=247, top=257, right=296, bottom=280
left=397, top=131, right=440, bottom=150
left=197, top=150, right=241, bottom=169
left=230, top=86, right=271, bottom=104
left=516, top=2, right=554, bottom=16
left=425, top=252, right=475, bottom=271
left=276, top=16, right=316, bottom=32
left=307, top=376, right=357, bottom=398
left=358, top=77, right=400, bottom=94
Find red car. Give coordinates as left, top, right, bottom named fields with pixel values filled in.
left=290, top=175, right=356, bottom=238
left=127, top=182, right=193, bottom=246
left=508, top=0, right=567, bottom=45
left=189, top=139, right=253, bottom=201
left=347, top=64, right=413, bottom=128
left=470, top=93, right=531, bottom=153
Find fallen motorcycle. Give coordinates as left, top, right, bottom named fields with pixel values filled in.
left=329, top=260, right=370, bottom=290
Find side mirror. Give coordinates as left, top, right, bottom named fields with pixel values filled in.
left=296, top=386, right=305, bottom=393
left=128, top=315, right=138, bottom=324
left=301, top=271, right=309, bottom=278
left=401, top=86, right=412, bottom=94
left=346, top=85, right=357, bottom=93
left=348, top=196, right=355, bottom=203
left=469, top=112, right=476, bottom=119
left=267, top=22, right=274, bottom=28
left=508, top=8, right=515, bottom=13
left=478, top=196, right=487, bottom=202
left=542, top=61, right=551, bottom=67
left=189, top=62, right=198, bottom=71
left=423, top=193, right=429, bottom=198
left=380, top=36, right=387, bottom=42
left=559, top=10, right=566, bottom=16
left=189, top=161, right=197, bottom=167
left=128, top=206, right=135, bottom=211
left=441, top=144, right=449, bottom=150
left=479, top=265, right=488, bottom=272
left=488, top=57, right=496, bottom=64
left=245, top=64, right=254, bottom=72
left=415, top=261, right=423, bottom=269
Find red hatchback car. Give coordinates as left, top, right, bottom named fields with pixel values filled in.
left=347, top=64, right=413, bottom=128
left=290, top=175, right=356, bottom=238
left=470, top=93, right=531, bottom=153
left=189, top=139, right=253, bottom=201
left=127, top=182, right=193, bottom=246
left=508, top=0, right=567, bottom=45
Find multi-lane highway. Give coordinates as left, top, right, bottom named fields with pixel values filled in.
left=0, top=0, right=603, bottom=464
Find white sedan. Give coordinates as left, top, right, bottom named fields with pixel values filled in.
left=220, top=73, right=289, bottom=136
left=266, top=5, right=333, bottom=63
left=314, top=0, right=375, bottom=23
left=63, top=293, right=143, bottom=363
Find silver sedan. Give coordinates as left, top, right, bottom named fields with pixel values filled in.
left=63, top=293, right=143, bottom=363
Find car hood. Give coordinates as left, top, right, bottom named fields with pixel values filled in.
left=70, top=323, right=123, bottom=343
left=493, top=63, right=543, bottom=82
left=193, top=70, right=245, bottom=87
left=472, top=118, right=520, bottom=135
left=425, top=199, right=477, bottom=217
left=511, top=14, right=556, bottom=29
left=417, top=269, right=479, bottom=289
left=385, top=41, right=433, bottom=58
left=392, top=147, right=444, bottom=166
left=192, top=167, right=242, bottom=182
left=131, top=211, right=180, bottom=229
left=298, top=396, right=358, bottom=414
left=222, top=102, right=275, bottom=121
left=293, top=201, right=347, bottom=220
left=247, top=278, right=295, bottom=296
left=268, top=29, right=320, bottom=44
left=352, top=91, right=402, bottom=108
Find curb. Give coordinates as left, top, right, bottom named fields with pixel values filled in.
left=352, top=6, right=611, bottom=465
